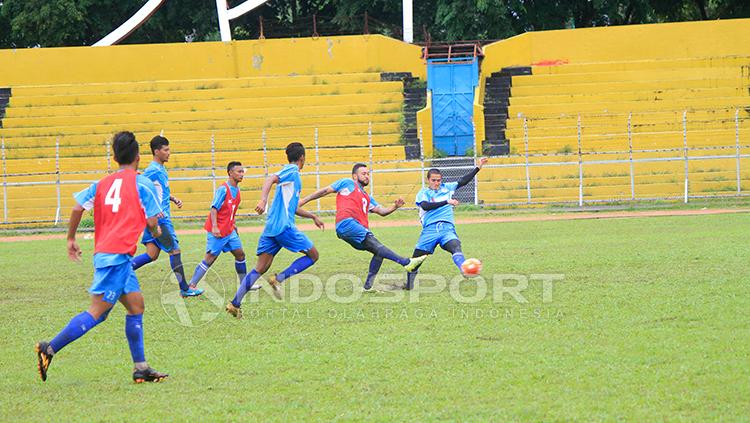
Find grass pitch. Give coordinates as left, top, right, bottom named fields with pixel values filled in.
left=1, top=211, right=748, bottom=420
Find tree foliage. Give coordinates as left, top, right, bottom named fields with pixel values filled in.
left=0, top=0, right=748, bottom=48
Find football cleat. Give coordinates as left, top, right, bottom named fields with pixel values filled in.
left=180, top=288, right=204, bottom=297
left=34, top=341, right=54, bottom=382
left=267, top=274, right=283, bottom=300
left=133, top=367, right=169, bottom=383
left=225, top=302, right=242, bottom=319
left=404, top=255, right=428, bottom=272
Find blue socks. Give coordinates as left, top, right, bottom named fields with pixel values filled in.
left=49, top=311, right=100, bottom=354
left=169, top=253, right=189, bottom=291
left=365, top=256, right=383, bottom=289
left=189, top=260, right=211, bottom=287
left=375, top=245, right=409, bottom=266
left=277, top=256, right=316, bottom=282
left=235, top=259, right=247, bottom=283
left=452, top=252, right=466, bottom=271
left=231, top=270, right=261, bottom=307
left=125, top=314, right=146, bottom=364
left=132, top=253, right=152, bottom=270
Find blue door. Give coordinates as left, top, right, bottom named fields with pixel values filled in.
left=428, top=58, right=479, bottom=156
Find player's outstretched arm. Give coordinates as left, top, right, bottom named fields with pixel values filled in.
left=255, top=174, right=280, bottom=215
left=372, top=197, right=405, bottom=217
left=67, top=204, right=85, bottom=262
left=456, top=158, right=488, bottom=189
left=295, top=208, right=325, bottom=230
left=299, top=186, right=335, bottom=207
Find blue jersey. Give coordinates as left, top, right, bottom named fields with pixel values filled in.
left=263, top=164, right=302, bottom=237
left=210, top=184, right=240, bottom=210
left=415, top=181, right=459, bottom=227
left=74, top=172, right=161, bottom=268
left=143, top=161, right=171, bottom=219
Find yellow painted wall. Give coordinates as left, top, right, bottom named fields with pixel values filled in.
left=0, top=35, right=424, bottom=86
left=483, top=18, right=750, bottom=72
left=416, top=92, right=433, bottom=157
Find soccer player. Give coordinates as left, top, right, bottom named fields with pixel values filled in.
left=130, top=136, right=202, bottom=297
left=404, top=157, right=489, bottom=290
left=35, top=131, right=168, bottom=383
left=226, top=142, right=324, bottom=318
left=299, top=163, right=427, bottom=291
left=186, top=161, right=255, bottom=293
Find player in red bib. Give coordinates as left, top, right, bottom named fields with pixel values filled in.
left=186, top=161, right=256, bottom=292
left=300, top=163, right=427, bottom=291
left=35, top=131, right=168, bottom=383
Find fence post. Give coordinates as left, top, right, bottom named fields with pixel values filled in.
left=368, top=122, right=374, bottom=196
left=577, top=114, right=583, bottom=207
left=628, top=112, right=635, bottom=201
left=314, top=127, right=321, bottom=212
left=55, top=137, right=61, bottom=225
left=736, top=108, right=741, bottom=194
left=419, top=125, right=425, bottom=190
left=105, top=139, right=111, bottom=173
left=210, top=133, right=217, bottom=192
left=1, top=137, right=6, bottom=223
left=472, top=121, right=479, bottom=206
left=524, top=117, right=531, bottom=204
left=683, top=110, right=689, bottom=203
left=262, top=129, right=268, bottom=177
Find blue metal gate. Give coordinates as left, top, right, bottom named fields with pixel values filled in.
left=428, top=57, right=479, bottom=156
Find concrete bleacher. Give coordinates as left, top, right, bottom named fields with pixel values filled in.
left=0, top=72, right=411, bottom=223
left=477, top=19, right=750, bottom=205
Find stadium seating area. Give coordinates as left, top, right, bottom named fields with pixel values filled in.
left=0, top=72, right=415, bottom=222
left=479, top=55, right=750, bottom=204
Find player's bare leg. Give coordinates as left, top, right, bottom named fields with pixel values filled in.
left=120, top=292, right=168, bottom=383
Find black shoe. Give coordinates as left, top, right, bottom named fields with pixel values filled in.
left=35, top=341, right=53, bottom=382
left=133, top=367, right=169, bottom=383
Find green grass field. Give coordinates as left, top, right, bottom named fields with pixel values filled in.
left=2, top=212, right=749, bottom=420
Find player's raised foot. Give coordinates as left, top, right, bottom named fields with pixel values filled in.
left=180, top=287, right=204, bottom=297
left=404, top=255, right=428, bottom=272
left=133, top=367, right=169, bottom=383
left=34, top=341, right=53, bottom=382
left=267, top=274, right=283, bottom=300
left=225, top=302, right=242, bottom=319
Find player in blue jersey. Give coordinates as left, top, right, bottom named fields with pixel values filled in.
left=35, top=131, right=168, bottom=383
left=226, top=142, right=324, bottom=318
left=130, top=136, right=202, bottom=297
left=404, top=157, right=488, bottom=290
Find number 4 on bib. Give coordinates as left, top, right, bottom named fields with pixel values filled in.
left=105, top=178, right=123, bottom=212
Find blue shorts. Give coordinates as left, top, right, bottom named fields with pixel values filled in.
left=206, top=231, right=243, bottom=256
left=142, top=218, right=179, bottom=253
left=89, top=261, right=140, bottom=304
left=335, top=218, right=372, bottom=251
left=415, top=222, right=460, bottom=254
left=257, top=226, right=314, bottom=256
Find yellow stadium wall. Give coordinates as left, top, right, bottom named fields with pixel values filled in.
left=482, top=18, right=750, bottom=72
left=0, top=35, right=424, bottom=86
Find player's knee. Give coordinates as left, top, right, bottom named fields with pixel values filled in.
left=147, top=250, right=160, bottom=261
left=170, top=249, right=181, bottom=256
left=306, top=248, right=319, bottom=262
left=234, top=251, right=246, bottom=261
left=443, top=240, right=462, bottom=255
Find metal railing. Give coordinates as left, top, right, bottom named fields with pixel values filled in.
left=1, top=110, right=749, bottom=226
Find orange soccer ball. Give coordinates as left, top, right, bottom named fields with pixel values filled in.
left=461, top=258, right=482, bottom=276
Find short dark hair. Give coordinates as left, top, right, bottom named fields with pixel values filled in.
left=286, top=142, right=305, bottom=162
left=150, top=135, right=169, bottom=154
left=427, top=168, right=442, bottom=178
left=227, top=161, right=242, bottom=173
left=112, top=131, right=139, bottom=165
left=352, top=163, right=368, bottom=175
